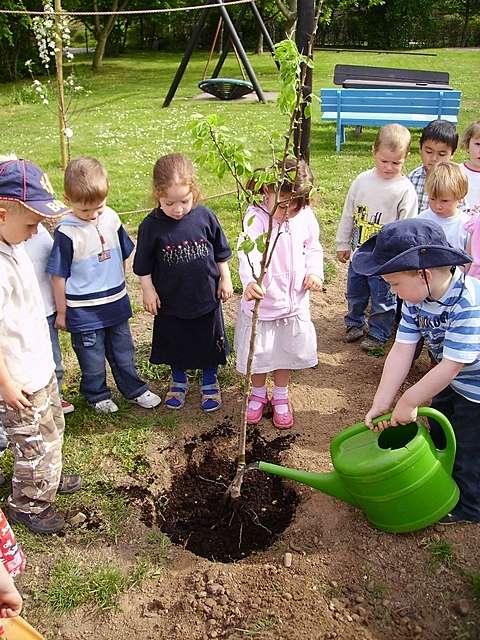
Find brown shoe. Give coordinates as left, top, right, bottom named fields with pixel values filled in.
left=345, top=326, right=365, bottom=343
left=8, top=505, right=65, bottom=534
left=57, top=474, right=83, bottom=494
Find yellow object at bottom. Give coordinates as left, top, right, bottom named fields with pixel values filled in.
left=0, top=616, right=44, bottom=640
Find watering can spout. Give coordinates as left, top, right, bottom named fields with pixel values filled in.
left=258, top=461, right=357, bottom=506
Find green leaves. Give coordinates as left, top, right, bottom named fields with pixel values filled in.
left=255, top=233, right=268, bottom=254
left=274, top=38, right=311, bottom=117
left=189, top=113, right=253, bottom=181
left=238, top=236, right=255, bottom=254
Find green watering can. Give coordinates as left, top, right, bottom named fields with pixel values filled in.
left=256, top=407, right=459, bottom=533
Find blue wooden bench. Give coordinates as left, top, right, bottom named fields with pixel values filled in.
left=320, top=88, right=461, bottom=152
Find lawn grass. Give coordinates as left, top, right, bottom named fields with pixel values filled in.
left=1, top=47, right=479, bottom=258
left=1, top=46, right=479, bottom=623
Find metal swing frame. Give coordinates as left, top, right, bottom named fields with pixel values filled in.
left=163, top=0, right=276, bottom=107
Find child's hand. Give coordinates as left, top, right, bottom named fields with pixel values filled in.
left=365, top=402, right=392, bottom=431
left=303, top=274, right=323, bottom=292
left=244, top=282, right=264, bottom=301
left=0, top=380, right=31, bottom=411
left=217, top=276, right=234, bottom=302
left=390, top=397, right=418, bottom=427
left=336, top=250, right=351, bottom=263
left=143, top=290, right=161, bottom=316
left=55, top=312, right=66, bottom=331
left=0, top=583, right=22, bottom=619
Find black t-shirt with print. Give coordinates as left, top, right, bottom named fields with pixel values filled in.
left=133, top=205, right=231, bottom=319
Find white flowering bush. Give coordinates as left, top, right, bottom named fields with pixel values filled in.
left=24, top=1, right=88, bottom=159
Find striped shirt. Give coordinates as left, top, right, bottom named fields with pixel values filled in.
left=397, top=269, right=480, bottom=402
left=408, top=165, right=428, bottom=214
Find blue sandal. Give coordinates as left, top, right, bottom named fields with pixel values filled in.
left=201, top=382, right=222, bottom=413
left=165, top=381, right=188, bottom=409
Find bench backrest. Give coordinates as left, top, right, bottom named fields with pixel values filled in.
left=320, top=88, right=461, bottom=117
left=333, top=64, right=449, bottom=86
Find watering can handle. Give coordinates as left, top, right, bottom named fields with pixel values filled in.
left=417, top=406, right=457, bottom=475
left=331, top=407, right=456, bottom=475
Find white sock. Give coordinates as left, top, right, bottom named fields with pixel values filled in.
left=272, top=385, right=289, bottom=414
left=249, top=385, right=267, bottom=411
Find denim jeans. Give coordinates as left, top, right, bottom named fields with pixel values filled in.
left=429, top=385, right=480, bottom=522
left=345, top=262, right=396, bottom=343
left=71, top=321, right=148, bottom=404
left=47, top=313, right=64, bottom=393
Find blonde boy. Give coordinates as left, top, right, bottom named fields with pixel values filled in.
left=0, top=158, right=82, bottom=534
left=419, top=161, right=469, bottom=250
left=47, top=157, right=161, bottom=413
left=408, top=119, right=458, bottom=214
left=354, top=218, right=480, bottom=524
left=336, top=123, right=418, bottom=352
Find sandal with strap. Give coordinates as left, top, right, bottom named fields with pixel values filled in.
left=271, top=397, right=294, bottom=430
left=165, top=381, right=188, bottom=410
left=246, top=394, right=270, bottom=425
left=201, top=382, right=222, bottom=413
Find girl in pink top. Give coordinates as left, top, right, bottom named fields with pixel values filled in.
left=234, top=159, right=323, bottom=429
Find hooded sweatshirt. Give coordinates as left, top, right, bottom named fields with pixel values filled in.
left=238, top=205, right=323, bottom=321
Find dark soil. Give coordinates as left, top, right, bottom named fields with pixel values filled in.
left=159, top=424, right=300, bottom=562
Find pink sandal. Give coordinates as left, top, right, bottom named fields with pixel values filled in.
left=246, top=394, right=270, bottom=425
left=271, top=398, right=294, bottom=430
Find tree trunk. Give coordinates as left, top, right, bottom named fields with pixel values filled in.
left=460, top=0, right=471, bottom=46
left=92, top=32, right=109, bottom=70
left=256, top=31, right=264, bottom=54
left=91, top=0, right=129, bottom=71
left=294, top=0, right=314, bottom=162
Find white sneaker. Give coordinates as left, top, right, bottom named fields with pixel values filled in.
left=93, top=399, right=119, bottom=414
left=132, top=390, right=161, bottom=409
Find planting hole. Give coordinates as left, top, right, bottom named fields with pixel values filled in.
left=158, top=427, right=299, bottom=562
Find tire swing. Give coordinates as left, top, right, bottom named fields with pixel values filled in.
left=198, top=17, right=254, bottom=100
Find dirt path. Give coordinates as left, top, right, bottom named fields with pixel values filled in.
left=46, top=266, right=480, bottom=640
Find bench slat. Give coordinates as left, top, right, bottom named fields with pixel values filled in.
left=321, top=88, right=461, bottom=99
left=321, top=114, right=458, bottom=125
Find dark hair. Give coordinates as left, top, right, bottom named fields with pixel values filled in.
left=246, top=157, right=313, bottom=212
left=419, top=120, right=458, bottom=153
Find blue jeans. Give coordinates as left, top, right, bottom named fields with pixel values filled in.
left=47, top=313, right=64, bottom=393
left=71, top=321, right=148, bottom=404
left=430, top=386, right=480, bottom=522
left=345, top=262, right=396, bottom=343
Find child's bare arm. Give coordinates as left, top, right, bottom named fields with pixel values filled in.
left=0, top=351, right=31, bottom=410
left=0, top=562, right=22, bottom=619
left=365, top=341, right=417, bottom=428
left=139, top=275, right=160, bottom=315
left=51, top=276, right=67, bottom=330
left=390, top=358, right=464, bottom=426
left=217, top=261, right=233, bottom=302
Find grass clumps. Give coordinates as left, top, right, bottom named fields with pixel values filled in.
left=46, top=558, right=127, bottom=611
